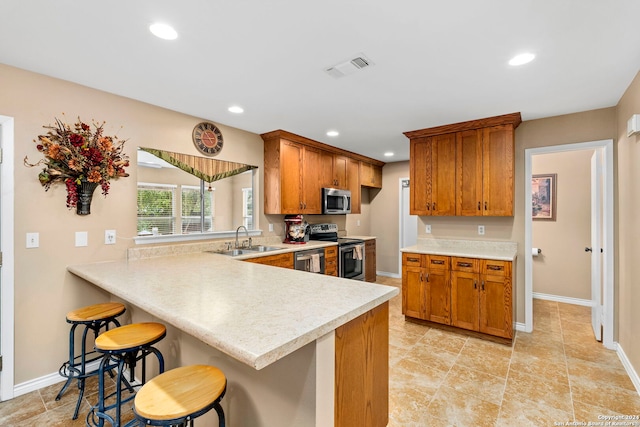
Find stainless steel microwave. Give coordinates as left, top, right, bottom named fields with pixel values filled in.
left=322, top=188, right=351, bottom=214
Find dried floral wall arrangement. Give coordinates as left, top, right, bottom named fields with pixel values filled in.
left=24, top=116, right=130, bottom=215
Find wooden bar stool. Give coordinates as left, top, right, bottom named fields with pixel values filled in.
left=133, top=365, right=227, bottom=426
left=56, top=302, right=126, bottom=419
left=87, top=322, right=166, bottom=427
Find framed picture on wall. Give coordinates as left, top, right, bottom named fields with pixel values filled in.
left=532, top=173, right=557, bottom=221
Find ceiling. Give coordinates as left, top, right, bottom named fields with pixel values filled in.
left=2, top=1, right=640, bottom=162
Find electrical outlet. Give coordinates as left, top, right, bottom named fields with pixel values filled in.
left=478, top=225, right=485, bottom=235
left=268, top=223, right=274, bottom=232
left=357, top=220, right=361, bottom=226
left=26, top=232, right=39, bottom=248
left=105, top=230, right=116, bottom=245
left=425, top=224, right=431, bottom=234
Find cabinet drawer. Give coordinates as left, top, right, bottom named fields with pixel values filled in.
left=481, top=259, right=508, bottom=276
left=325, top=246, right=338, bottom=257
left=451, top=257, right=479, bottom=273
left=427, top=255, right=449, bottom=271
left=402, top=253, right=424, bottom=267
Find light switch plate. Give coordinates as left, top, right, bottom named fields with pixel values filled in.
left=478, top=225, right=485, bottom=235
left=425, top=225, right=431, bottom=234
left=26, top=232, right=39, bottom=248
left=75, top=231, right=88, bottom=247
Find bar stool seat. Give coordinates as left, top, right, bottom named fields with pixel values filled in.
left=56, top=302, right=126, bottom=419
left=88, top=322, right=166, bottom=427
left=134, top=365, right=227, bottom=426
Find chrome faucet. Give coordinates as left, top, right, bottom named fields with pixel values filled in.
left=235, top=225, right=249, bottom=248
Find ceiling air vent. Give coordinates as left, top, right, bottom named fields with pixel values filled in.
left=325, top=53, right=374, bottom=78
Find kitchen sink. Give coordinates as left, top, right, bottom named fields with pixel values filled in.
left=208, top=246, right=282, bottom=257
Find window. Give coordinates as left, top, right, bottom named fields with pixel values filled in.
left=242, top=187, right=253, bottom=229
left=181, top=185, right=214, bottom=233
left=137, top=183, right=176, bottom=235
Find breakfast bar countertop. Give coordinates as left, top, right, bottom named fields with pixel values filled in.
left=67, top=252, right=398, bottom=370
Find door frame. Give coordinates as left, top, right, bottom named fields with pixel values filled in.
left=0, top=115, right=15, bottom=400
left=398, top=177, right=416, bottom=276
left=524, top=139, right=614, bottom=349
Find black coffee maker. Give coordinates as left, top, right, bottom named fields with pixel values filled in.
left=283, top=215, right=309, bottom=244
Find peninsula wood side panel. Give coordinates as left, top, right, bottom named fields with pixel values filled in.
left=335, top=302, right=389, bottom=427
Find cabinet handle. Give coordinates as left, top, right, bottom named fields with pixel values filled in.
left=477, top=201, right=481, bottom=211
left=484, top=201, right=487, bottom=210
left=474, top=280, right=477, bottom=289
left=432, top=202, right=436, bottom=211
left=426, top=273, right=430, bottom=282
left=487, top=265, right=504, bottom=271
left=481, top=280, right=485, bottom=290
left=426, top=203, right=430, bottom=211
left=407, top=257, right=420, bottom=262
left=457, top=262, right=472, bottom=267
left=419, top=273, right=423, bottom=282
left=431, top=260, right=445, bottom=265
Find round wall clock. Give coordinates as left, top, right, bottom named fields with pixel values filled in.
left=192, top=121, right=224, bottom=156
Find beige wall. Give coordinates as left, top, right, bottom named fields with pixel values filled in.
left=532, top=151, right=594, bottom=300
left=615, top=71, right=640, bottom=377
left=0, top=63, right=272, bottom=383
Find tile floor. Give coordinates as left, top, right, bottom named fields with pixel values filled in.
left=1, top=276, right=639, bottom=426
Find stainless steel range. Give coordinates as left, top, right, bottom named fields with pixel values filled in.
left=309, top=223, right=365, bottom=281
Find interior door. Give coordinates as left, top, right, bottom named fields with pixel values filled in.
left=590, top=150, right=603, bottom=342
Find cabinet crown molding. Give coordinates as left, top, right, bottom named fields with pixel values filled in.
left=261, top=129, right=385, bottom=167
left=403, top=112, right=522, bottom=139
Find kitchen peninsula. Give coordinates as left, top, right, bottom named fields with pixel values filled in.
left=68, top=250, right=398, bottom=427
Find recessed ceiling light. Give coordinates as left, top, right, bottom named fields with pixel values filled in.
left=508, top=52, right=535, bottom=66
left=149, top=23, right=178, bottom=40
left=384, top=152, right=394, bottom=157
left=228, top=106, right=244, bottom=114
left=326, top=130, right=339, bottom=137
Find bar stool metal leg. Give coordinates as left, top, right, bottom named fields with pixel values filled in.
left=55, top=302, right=125, bottom=420
left=87, top=322, right=166, bottom=427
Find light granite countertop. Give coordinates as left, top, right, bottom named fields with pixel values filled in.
left=401, top=238, right=517, bottom=261
left=67, top=252, right=398, bottom=370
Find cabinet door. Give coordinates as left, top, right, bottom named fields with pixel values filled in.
left=409, top=137, right=432, bottom=215
left=479, top=261, right=513, bottom=338
left=333, top=155, right=348, bottom=188
left=425, top=267, right=450, bottom=325
left=482, top=125, right=514, bottom=216
left=301, top=146, right=323, bottom=214
left=456, top=129, right=483, bottom=216
left=402, top=264, right=427, bottom=320
left=431, top=133, right=456, bottom=216
left=364, top=240, right=376, bottom=282
left=347, top=158, right=361, bottom=214
left=280, top=141, right=303, bottom=214
left=451, top=271, right=479, bottom=331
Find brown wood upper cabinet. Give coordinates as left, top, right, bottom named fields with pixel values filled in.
left=405, top=113, right=521, bottom=217
left=360, top=161, right=382, bottom=188
left=261, top=130, right=384, bottom=215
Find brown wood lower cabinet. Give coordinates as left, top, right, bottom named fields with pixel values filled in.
left=243, top=252, right=294, bottom=269
left=325, top=246, right=338, bottom=276
left=404, top=252, right=513, bottom=341
left=365, top=239, right=376, bottom=282
left=401, top=253, right=451, bottom=324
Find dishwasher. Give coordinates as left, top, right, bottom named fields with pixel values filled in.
left=294, top=248, right=325, bottom=274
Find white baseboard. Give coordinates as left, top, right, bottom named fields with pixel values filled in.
left=515, top=322, right=527, bottom=332
left=376, top=271, right=401, bottom=279
left=532, top=292, right=593, bottom=307
left=616, top=343, right=640, bottom=396
left=13, top=360, right=135, bottom=398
